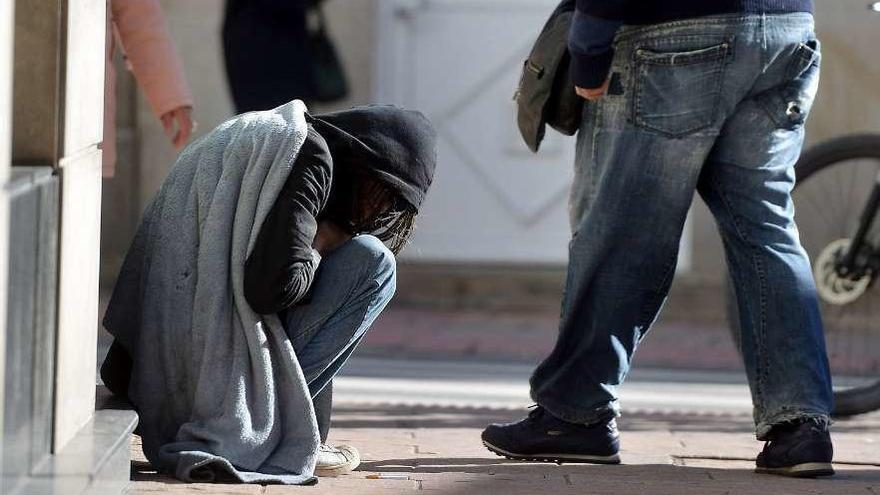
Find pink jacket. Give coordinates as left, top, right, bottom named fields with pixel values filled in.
left=104, top=0, right=193, bottom=177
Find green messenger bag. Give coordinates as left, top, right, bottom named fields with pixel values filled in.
left=515, top=0, right=583, bottom=153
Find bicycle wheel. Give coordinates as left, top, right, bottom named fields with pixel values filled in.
left=726, top=134, right=880, bottom=417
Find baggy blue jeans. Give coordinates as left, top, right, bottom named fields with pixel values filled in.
left=530, top=13, right=833, bottom=439
left=283, top=235, right=396, bottom=402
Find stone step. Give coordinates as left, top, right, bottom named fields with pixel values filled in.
left=2, top=387, right=137, bottom=495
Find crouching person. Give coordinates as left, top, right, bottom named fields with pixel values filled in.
left=100, top=101, right=437, bottom=484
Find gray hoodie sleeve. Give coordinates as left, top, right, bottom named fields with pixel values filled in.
left=243, top=126, right=333, bottom=314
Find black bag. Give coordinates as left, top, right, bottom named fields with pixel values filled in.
left=306, top=5, right=350, bottom=103
left=516, top=0, right=583, bottom=153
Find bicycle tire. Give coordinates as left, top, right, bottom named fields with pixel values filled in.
left=725, top=133, right=880, bottom=417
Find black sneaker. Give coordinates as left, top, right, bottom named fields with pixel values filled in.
left=755, top=420, right=834, bottom=478
left=481, top=406, right=620, bottom=464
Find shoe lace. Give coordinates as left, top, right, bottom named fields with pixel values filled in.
left=526, top=404, right=546, bottom=421
left=765, top=419, right=826, bottom=446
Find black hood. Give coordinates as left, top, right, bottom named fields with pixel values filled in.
left=309, top=105, right=437, bottom=210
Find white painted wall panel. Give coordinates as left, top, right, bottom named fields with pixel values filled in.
left=809, top=1, right=880, bottom=145
left=376, top=0, right=576, bottom=263
left=375, top=0, right=693, bottom=268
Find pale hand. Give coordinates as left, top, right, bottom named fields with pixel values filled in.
left=313, top=221, right=352, bottom=256
left=575, top=78, right=610, bottom=101
left=160, top=106, right=195, bottom=150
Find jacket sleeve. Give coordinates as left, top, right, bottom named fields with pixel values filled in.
left=244, top=127, right=333, bottom=315
left=569, top=1, right=627, bottom=89
left=111, top=0, right=194, bottom=117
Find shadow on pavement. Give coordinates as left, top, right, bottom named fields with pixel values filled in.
left=332, top=403, right=762, bottom=432
left=356, top=459, right=879, bottom=495
left=333, top=403, right=880, bottom=434
left=126, top=403, right=880, bottom=493
left=359, top=457, right=645, bottom=475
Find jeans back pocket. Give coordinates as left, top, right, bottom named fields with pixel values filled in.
left=633, top=38, right=732, bottom=137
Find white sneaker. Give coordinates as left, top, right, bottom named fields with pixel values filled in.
left=314, top=444, right=361, bottom=477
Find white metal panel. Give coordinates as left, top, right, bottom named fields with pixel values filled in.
left=375, top=0, right=692, bottom=268
left=376, top=0, right=575, bottom=264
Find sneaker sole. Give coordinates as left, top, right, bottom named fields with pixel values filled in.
left=482, top=440, right=621, bottom=465
left=755, top=462, right=835, bottom=478
left=314, top=458, right=361, bottom=478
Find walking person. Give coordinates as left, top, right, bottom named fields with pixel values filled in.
left=101, top=102, right=437, bottom=482
left=222, top=0, right=348, bottom=113
left=483, top=0, right=835, bottom=478
left=104, top=0, right=195, bottom=176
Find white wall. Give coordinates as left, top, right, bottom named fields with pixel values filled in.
left=375, top=0, right=577, bottom=263
left=134, top=1, right=880, bottom=273
left=136, top=0, right=377, bottom=210
left=810, top=1, right=880, bottom=143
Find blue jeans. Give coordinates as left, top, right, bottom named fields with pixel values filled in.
left=283, top=235, right=396, bottom=402
left=530, top=13, right=833, bottom=439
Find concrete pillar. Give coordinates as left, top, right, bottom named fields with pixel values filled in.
left=12, top=0, right=62, bottom=166
left=53, top=0, right=105, bottom=451
left=5, top=2, right=135, bottom=492
left=12, top=0, right=106, bottom=453
left=0, top=0, right=15, bottom=478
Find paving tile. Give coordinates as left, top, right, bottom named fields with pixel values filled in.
left=564, top=464, right=814, bottom=495
left=126, top=406, right=880, bottom=495
left=619, top=430, right=679, bottom=464
left=127, top=480, right=265, bottom=494
left=415, top=472, right=573, bottom=494
left=669, top=427, right=880, bottom=466
left=411, top=428, right=495, bottom=458
left=830, top=431, right=880, bottom=465
left=669, top=431, right=758, bottom=460
left=265, top=475, right=418, bottom=494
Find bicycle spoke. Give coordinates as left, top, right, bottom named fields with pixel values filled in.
left=799, top=188, right=838, bottom=240
left=843, top=160, right=859, bottom=232
left=794, top=154, right=880, bottom=386
left=833, top=164, right=850, bottom=227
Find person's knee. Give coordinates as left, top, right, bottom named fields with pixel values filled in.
left=343, top=235, right=397, bottom=287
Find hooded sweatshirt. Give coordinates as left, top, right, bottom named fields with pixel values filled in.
left=244, top=105, right=437, bottom=315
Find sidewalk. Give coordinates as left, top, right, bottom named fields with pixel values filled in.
left=128, top=404, right=880, bottom=494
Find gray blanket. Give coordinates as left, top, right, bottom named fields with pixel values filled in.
left=104, top=100, right=319, bottom=484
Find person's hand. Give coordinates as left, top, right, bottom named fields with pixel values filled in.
left=575, top=78, right=610, bottom=101
left=160, top=106, right=195, bottom=150
left=312, top=221, right=352, bottom=256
